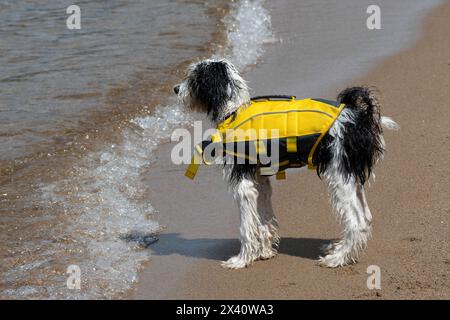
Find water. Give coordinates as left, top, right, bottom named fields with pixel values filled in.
left=0, top=0, right=272, bottom=299
left=248, top=0, right=444, bottom=96
left=0, top=0, right=221, bottom=162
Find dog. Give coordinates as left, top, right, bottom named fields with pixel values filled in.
left=174, top=58, right=398, bottom=269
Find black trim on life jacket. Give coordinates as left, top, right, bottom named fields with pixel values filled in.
left=311, top=98, right=341, bottom=108
left=203, top=133, right=321, bottom=169
left=251, top=95, right=296, bottom=101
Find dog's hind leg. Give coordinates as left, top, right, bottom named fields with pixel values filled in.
left=256, top=175, right=279, bottom=260
left=222, top=176, right=263, bottom=269
left=319, top=168, right=372, bottom=267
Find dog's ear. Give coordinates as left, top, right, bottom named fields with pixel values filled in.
left=191, top=61, right=235, bottom=122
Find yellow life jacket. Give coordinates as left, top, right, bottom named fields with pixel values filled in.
left=185, top=96, right=345, bottom=179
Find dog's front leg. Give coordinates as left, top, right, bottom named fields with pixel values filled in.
left=221, top=177, right=262, bottom=269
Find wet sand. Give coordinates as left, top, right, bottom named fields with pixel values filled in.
left=134, top=1, right=450, bottom=299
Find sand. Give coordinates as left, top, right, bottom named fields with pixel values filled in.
left=134, top=1, right=450, bottom=299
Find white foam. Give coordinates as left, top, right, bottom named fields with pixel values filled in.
left=0, top=102, right=194, bottom=299
left=222, top=0, right=274, bottom=68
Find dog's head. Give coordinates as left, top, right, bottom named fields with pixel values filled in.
left=174, top=59, right=249, bottom=123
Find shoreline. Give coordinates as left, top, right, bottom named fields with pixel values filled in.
left=134, top=0, right=450, bottom=299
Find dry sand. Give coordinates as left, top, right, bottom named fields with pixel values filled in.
left=134, top=1, right=449, bottom=299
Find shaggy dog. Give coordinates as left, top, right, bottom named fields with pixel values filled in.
left=174, top=58, right=398, bottom=269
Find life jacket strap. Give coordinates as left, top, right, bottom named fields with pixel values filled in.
left=210, top=131, right=222, bottom=143
left=185, top=160, right=199, bottom=180
left=276, top=171, right=286, bottom=180
left=185, top=147, right=203, bottom=180
left=286, top=137, right=297, bottom=153
left=254, top=140, right=266, bottom=155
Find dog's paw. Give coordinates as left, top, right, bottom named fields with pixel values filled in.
left=259, top=249, right=277, bottom=260
left=318, top=243, right=357, bottom=268
left=320, top=240, right=347, bottom=257
left=318, top=254, right=349, bottom=268
left=221, top=256, right=251, bottom=269
left=320, top=241, right=337, bottom=255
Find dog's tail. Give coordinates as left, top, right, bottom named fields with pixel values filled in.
left=337, top=86, right=399, bottom=130
left=380, top=116, right=400, bottom=131
left=329, top=86, right=398, bottom=184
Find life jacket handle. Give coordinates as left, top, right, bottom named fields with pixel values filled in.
left=251, top=95, right=296, bottom=101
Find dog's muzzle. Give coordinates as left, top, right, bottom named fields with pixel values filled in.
left=173, top=85, right=180, bottom=94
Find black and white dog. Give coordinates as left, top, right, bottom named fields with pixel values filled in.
left=174, top=59, right=398, bottom=269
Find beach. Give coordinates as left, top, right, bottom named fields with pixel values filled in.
left=134, top=1, right=450, bottom=299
